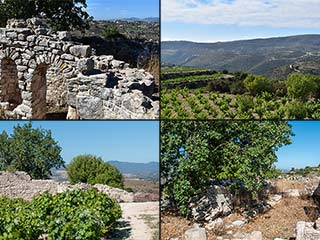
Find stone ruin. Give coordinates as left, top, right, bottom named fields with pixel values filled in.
left=0, top=18, right=159, bottom=119
left=0, top=171, right=158, bottom=203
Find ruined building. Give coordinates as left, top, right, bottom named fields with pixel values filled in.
left=0, top=18, right=159, bottom=119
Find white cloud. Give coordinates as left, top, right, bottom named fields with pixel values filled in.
left=162, top=0, right=320, bottom=28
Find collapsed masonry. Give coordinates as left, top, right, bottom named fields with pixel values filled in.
left=0, top=18, right=159, bottom=119
left=0, top=171, right=158, bottom=203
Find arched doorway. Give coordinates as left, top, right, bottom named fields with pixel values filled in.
left=0, top=58, right=22, bottom=110
left=31, top=64, right=48, bottom=119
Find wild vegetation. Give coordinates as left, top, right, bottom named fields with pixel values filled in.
left=0, top=189, right=121, bottom=240
left=161, top=121, right=292, bottom=215
left=161, top=67, right=320, bottom=119
left=67, top=154, right=124, bottom=188
left=0, top=0, right=92, bottom=31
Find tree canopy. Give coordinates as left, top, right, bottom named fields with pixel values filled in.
left=0, top=122, right=64, bottom=179
left=161, top=121, right=292, bottom=215
left=285, top=73, right=319, bottom=101
left=0, top=0, right=92, bottom=31
left=67, top=154, right=124, bottom=188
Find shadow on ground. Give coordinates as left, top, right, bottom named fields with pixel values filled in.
left=106, top=221, right=132, bottom=240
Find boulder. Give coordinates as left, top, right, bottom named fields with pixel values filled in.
left=296, top=221, right=320, bottom=240
left=70, top=45, right=92, bottom=58
left=76, top=58, right=94, bottom=75
left=189, top=184, right=232, bottom=223
left=184, top=226, right=207, bottom=240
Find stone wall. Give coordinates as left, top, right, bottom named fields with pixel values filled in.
left=0, top=171, right=135, bottom=202
left=0, top=18, right=158, bottom=119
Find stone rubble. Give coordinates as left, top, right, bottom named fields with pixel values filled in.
left=0, top=18, right=159, bottom=119
left=0, top=171, right=154, bottom=203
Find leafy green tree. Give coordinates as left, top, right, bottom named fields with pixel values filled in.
left=0, top=122, right=64, bottom=179
left=0, top=0, right=92, bottom=31
left=285, top=73, right=319, bottom=101
left=161, top=121, right=292, bottom=215
left=67, top=154, right=124, bottom=188
left=243, top=74, right=272, bottom=96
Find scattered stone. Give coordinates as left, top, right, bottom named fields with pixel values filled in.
left=231, top=220, right=246, bottom=228
left=184, top=226, right=207, bottom=240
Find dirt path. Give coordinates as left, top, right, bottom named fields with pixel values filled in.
left=109, top=202, right=159, bottom=240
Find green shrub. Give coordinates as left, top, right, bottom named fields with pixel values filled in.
left=243, top=74, right=272, bottom=96
left=285, top=100, right=308, bottom=119
left=0, top=189, right=121, bottom=240
left=285, top=73, right=318, bottom=101
left=102, top=24, right=125, bottom=39
left=67, top=155, right=124, bottom=188
left=236, top=95, right=254, bottom=112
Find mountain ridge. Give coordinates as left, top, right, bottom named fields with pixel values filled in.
left=162, top=34, right=320, bottom=79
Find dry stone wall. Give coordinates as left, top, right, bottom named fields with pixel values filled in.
left=0, top=171, right=134, bottom=202
left=0, top=18, right=158, bottom=119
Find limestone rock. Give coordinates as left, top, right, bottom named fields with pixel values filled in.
left=70, top=45, right=92, bottom=58
left=184, top=227, right=207, bottom=240
left=189, top=184, right=232, bottom=223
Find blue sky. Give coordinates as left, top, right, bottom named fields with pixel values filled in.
left=276, top=121, right=320, bottom=170
left=86, top=0, right=159, bottom=20
left=162, top=0, right=320, bottom=42
left=0, top=121, right=159, bottom=164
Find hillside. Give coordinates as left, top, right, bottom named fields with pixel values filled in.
left=108, top=161, right=159, bottom=179
left=162, top=35, right=320, bottom=79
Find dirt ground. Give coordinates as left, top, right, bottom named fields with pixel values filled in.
left=161, top=197, right=317, bottom=240
left=124, top=179, right=159, bottom=195
left=110, top=202, right=159, bottom=240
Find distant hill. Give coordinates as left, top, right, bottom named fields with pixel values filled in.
left=119, top=17, right=159, bottom=22
left=162, top=35, right=320, bottom=79
left=108, top=161, right=159, bottom=180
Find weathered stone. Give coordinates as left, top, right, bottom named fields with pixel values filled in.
left=184, top=227, right=207, bottom=240
left=76, top=58, right=94, bottom=74
left=70, top=45, right=91, bottom=58
left=0, top=18, right=159, bottom=120
left=57, top=31, right=71, bottom=41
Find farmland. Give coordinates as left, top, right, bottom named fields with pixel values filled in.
left=161, top=67, right=320, bottom=119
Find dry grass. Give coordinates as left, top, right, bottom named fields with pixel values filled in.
left=162, top=197, right=317, bottom=240
left=241, top=197, right=316, bottom=240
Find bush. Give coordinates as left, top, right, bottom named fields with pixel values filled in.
left=285, top=100, right=308, bottom=119
left=285, top=73, right=318, bottom=101
left=243, top=74, right=272, bottom=96
left=0, top=189, right=122, bottom=239
left=236, top=95, right=254, bottom=112
left=67, top=154, right=124, bottom=188
left=102, top=24, right=125, bottom=39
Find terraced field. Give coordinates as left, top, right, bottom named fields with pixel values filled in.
left=161, top=67, right=320, bottom=119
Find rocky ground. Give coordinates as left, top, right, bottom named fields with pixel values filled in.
left=162, top=175, right=320, bottom=240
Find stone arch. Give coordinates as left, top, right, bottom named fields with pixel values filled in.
left=0, top=57, right=22, bottom=110
left=31, top=63, right=48, bottom=119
